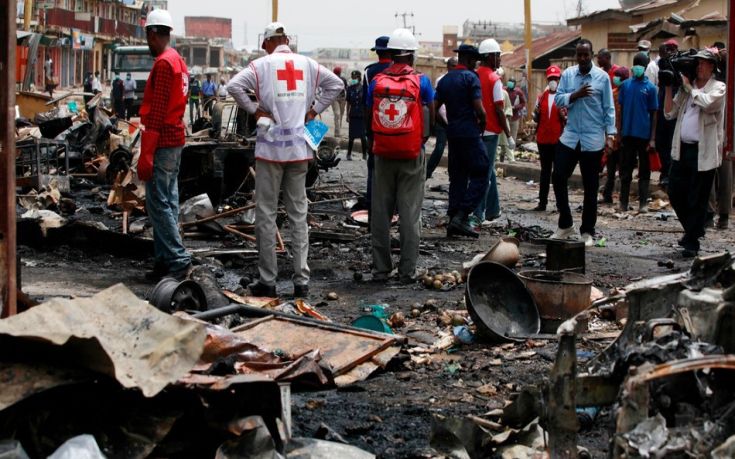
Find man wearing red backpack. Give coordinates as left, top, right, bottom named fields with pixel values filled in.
left=366, top=28, right=435, bottom=283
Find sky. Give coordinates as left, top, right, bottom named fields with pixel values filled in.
left=169, top=0, right=622, bottom=51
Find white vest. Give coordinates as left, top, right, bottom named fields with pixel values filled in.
left=250, top=48, right=321, bottom=162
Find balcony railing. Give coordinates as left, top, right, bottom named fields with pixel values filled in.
left=45, top=8, right=143, bottom=39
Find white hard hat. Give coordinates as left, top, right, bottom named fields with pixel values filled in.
left=146, top=9, right=174, bottom=30
left=264, top=22, right=287, bottom=40
left=387, top=28, right=419, bottom=53
left=479, top=38, right=501, bottom=55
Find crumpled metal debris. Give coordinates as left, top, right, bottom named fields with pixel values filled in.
left=623, top=414, right=669, bottom=458
left=0, top=284, right=207, bottom=397
left=713, top=434, right=735, bottom=458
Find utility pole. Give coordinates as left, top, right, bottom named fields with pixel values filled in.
left=23, top=0, right=32, bottom=31
left=524, top=0, right=533, bottom=120
left=1, top=0, right=17, bottom=316
left=272, top=0, right=278, bottom=22
left=395, top=11, right=416, bottom=35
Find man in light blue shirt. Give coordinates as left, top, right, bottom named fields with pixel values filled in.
left=552, top=39, right=616, bottom=246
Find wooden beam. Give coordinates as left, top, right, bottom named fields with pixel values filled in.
left=0, top=0, right=17, bottom=316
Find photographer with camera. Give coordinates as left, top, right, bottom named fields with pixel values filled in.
left=655, top=39, right=680, bottom=185
left=663, top=48, right=726, bottom=257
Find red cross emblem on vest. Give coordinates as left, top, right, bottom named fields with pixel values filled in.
left=277, top=60, right=304, bottom=91
left=384, top=103, right=400, bottom=121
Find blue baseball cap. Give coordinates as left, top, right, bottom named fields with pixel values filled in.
left=453, top=44, right=479, bottom=55
left=371, top=36, right=390, bottom=51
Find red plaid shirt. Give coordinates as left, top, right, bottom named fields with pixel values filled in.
left=142, top=57, right=186, bottom=147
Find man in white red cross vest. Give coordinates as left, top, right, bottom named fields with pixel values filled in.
left=366, top=28, right=435, bottom=283
left=228, top=22, right=343, bottom=298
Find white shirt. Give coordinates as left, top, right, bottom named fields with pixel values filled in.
left=547, top=92, right=555, bottom=118
left=228, top=44, right=344, bottom=162
left=680, top=93, right=700, bottom=143
left=645, top=60, right=658, bottom=86
left=91, top=77, right=102, bottom=92
left=217, top=84, right=228, bottom=97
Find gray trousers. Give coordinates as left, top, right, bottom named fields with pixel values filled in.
left=255, top=159, right=310, bottom=287
left=498, top=117, right=516, bottom=162
left=710, top=159, right=734, bottom=217
left=371, top=153, right=426, bottom=278
left=332, top=98, right=346, bottom=136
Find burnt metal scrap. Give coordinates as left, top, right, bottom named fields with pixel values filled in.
left=541, top=252, right=735, bottom=458
left=0, top=283, right=388, bottom=456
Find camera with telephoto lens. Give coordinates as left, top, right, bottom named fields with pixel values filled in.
left=658, top=49, right=698, bottom=87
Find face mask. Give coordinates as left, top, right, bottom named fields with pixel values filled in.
left=632, top=65, right=645, bottom=78
left=349, top=79, right=358, bottom=85
left=126, top=76, right=131, bottom=80
left=507, top=82, right=515, bottom=90
left=613, top=76, right=622, bottom=87
left=548, top=80, right=558, bottom=92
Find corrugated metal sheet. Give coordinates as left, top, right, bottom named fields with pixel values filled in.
left=501, top=30, right=581, bottom=69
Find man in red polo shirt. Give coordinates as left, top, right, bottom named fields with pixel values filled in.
left=472, top=38, right=511, bottom=227
left=137, top=9, right=192, bottom=281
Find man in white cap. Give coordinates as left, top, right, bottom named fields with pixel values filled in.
left=638, top=39, right=659, bottom=86
left=228, top=23, right=343, bottom=298
left=366, top=28, right=434, bottom=283
left=137, top=9, right=192, bottom=281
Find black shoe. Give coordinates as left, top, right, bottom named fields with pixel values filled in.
left=145, top=262, right=168, bottom=282
left=346, top=154, right=353, bottom=161
left=293, top=284, right=309, bottom=298
left=249, top=280, right=277, bottom=297
left=168, top=263, right=192, bottom=281
left=717, top=216, right=729, bottom=230
left=447, top=214, right=479, bottom=239
left=532, top=204, right=546, bottom=211
left=682, top=248, right=698, bottom=258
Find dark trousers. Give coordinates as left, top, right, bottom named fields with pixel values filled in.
left=669, top=142, right=717, bottom=251
left=656, top=117, right=676, bottom=180
left=366, top=135, right=374, bottom=208
left=124, top=98, right=134, bottom=120
left=113, top=100, right=125, bottom=119
left=426, top=123, right=448, bottom=179
left=602, top=148, right=620, bottom=202
left=347, top=134, right=367, bottom=158
left=447, top=136, right=489, bottom=216
left=538, top=143, right=556, bottom=207
left=619, top=136, right=651, bottom=207
left=189, top=98, right=201, bottom=125
left=552, top=142, right=603, bottom=235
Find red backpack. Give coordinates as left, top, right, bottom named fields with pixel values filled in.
left=371, top=65, right=423, bottom=160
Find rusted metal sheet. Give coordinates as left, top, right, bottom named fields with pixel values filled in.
left=0, top=284, right=208, bottom=397
left=233, top=315, right=402, bottom=383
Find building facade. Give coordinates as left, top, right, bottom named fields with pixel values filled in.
left=16, top=0, right=164, bottom=89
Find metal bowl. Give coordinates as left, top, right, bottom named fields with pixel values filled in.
left=465, top=261, right=540, bottom=342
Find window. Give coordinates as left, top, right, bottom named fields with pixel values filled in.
left=210, top=49, right=221, bottom=67
left=193, top=47, right=207, bottom=66
left=113, top=53, right=154, bottom=72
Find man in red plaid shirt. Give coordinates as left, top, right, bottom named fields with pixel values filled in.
left=137, top=9, right=192, bottom=281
